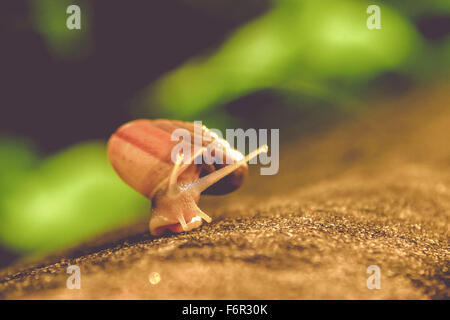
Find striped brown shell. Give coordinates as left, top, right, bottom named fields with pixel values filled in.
left=107, top=119, right=248, bottom=199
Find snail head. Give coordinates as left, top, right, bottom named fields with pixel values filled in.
left=149, top=145, right=268, bottom=236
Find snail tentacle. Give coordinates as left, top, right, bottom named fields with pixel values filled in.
left=178, top=146, right=206, bottom=174
left=190, top=145, right=268, bottom=194
left=194, top=205, right=212, bottom=223
left=177, top=214, right=189, bottom=231
left=168, top=153, right=184, bottom=196
left=168, top=147, right=206, bottom=196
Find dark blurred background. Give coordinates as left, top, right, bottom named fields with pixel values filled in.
left=0, top=0, right=449, bottom=267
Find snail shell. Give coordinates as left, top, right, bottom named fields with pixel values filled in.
left=107, top=119, right=267, bottom=236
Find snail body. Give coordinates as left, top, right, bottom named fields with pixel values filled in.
left=107, top=119, right=267, bottom=236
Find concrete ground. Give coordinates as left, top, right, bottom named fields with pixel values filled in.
left=0, top=83, right=448, bottom=299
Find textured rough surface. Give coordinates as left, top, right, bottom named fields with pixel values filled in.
left=0, top=84, right=449, bottom=299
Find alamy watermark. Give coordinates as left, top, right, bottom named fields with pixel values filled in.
left=366, top=265, right=381, bottom=290
left=366, top=5, right=381, bottom=30
left=66, top=265, right=81, bottom=289
left=66, top=5, right=81, bottom=30
left=170, top=121, right=279, bottom=175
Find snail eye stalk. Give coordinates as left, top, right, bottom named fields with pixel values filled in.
left=168, top=147, right=206, bottom=196
left=191, top=145, right=268, bottom=194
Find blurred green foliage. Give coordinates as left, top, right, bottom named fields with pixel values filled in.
left=146, top=0, right=422, bottom=119
left=0, top=140, right=148, bottom=256
left=31, top=0, right=91, bottom=59
left=0, top=137, right=39, bottom=194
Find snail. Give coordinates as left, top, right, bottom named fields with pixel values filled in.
left=107, top=119, right=268, bottom=236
